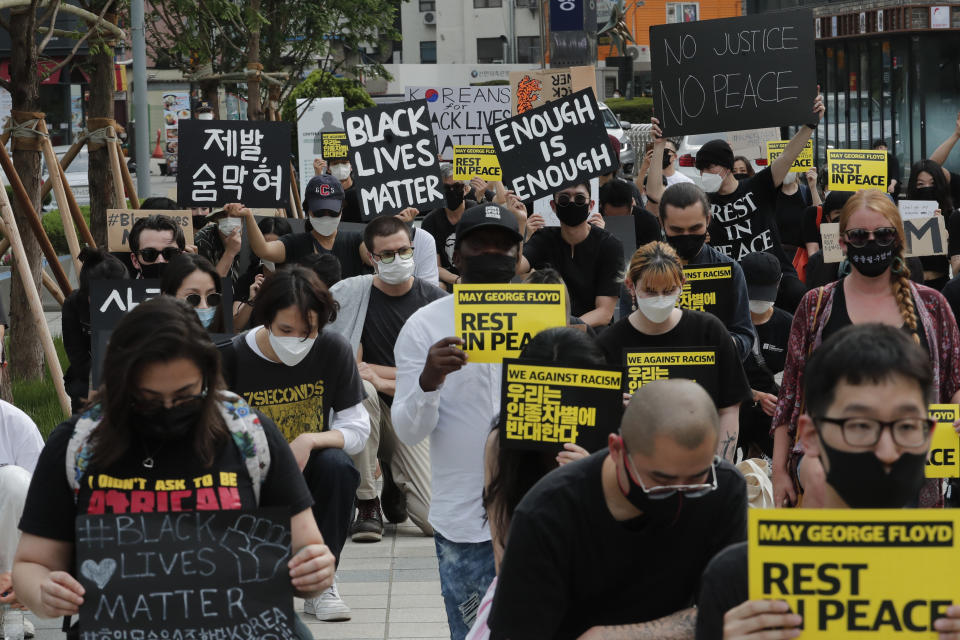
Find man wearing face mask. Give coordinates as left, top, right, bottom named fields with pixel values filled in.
left=696, top=324, right=960, bottom=640
left=128, top=214, right=185, bottom=279
left=193, top=209, right=244, bottom=285
left=392, top=201, right=527, bottom=640
left=422, top=163, right=477, bottom=291
left=488, top=379, right=747, bottom=640
left=517, top=182, right=624, bottom=328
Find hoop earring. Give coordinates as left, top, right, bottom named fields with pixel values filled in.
left=839, top=259, right=852, bottom=277
left=891, top=256, right=905, bottom=275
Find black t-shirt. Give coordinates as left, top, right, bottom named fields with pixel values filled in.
left=421, top=201, right=478, bottom=274
left=822, top=280, right=929, bottom=353
left=279, top=229, right=370, bottom=279
left=695, top=542, right=749, bottom=640
left=341, top=185, right=363, bottom=223
left=707, top=168, right=796, bottom=274
left=361, top=280, right=447, bottom=369
left=488, top=451, right=747, bottom=640
left=774, top=187, right=808, bottom=249
left=523, top=226, right=625, bottom=317
left=947, top=210, right=960, bottom=258
left=633, top=206, right=662, bottom=247
left=949, top=172, right=960, bottom=208
left=940, top=273, right=960, bottom=326
left=18, top=409, right=313, bottom=542
left=596, top=310, right=752, bottom=409
left=744, top=307, right=792, bottom=393
left=61, top=290, right=92, bottom=399
left=800, top=204, right=825, bottom=247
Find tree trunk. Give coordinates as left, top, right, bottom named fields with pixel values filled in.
left=87, top=46, right=120, bottom=247
left=245, top=0, right=263, bottom=121
left=201, top=80, right=220, bottom=118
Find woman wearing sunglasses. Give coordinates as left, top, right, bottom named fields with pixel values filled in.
left=160, top=254, right=225, bottom=333
left=771, top=189, right=960, bottom=509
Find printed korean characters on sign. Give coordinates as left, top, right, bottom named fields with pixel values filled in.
left=679, top=265, right=735, bottom=326
left=926, top=404, right=960, bottom=478
left=622, top=347, right=718, bottom=399
left=748, top=508, right=960, bottom=638
left=508, top=66, right=597, bottom=115
left=827, top=149, right=888, bottom=191
left=453, top=145, right=502, bottom=181
left=344, top=99, right=445, bottom=219
left=405, top=86, right=512, bottom=160
left=76, top=510, right=298, bottom=640
left=177, top=120, right=292, bottom=208
left=499, top=360, right=623, bottom=453
left=454, top=284, right=567, bottom=364
left=766, top=140, right=813, bottom=172
left=105, top=209, right=194, bottom=252
left=489, top=88, right=618, bottom=202
left=320, top=132, right=349, bottom=160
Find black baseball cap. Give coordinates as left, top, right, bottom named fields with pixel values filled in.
left=455, top=203, right=523, bottom=248
left=304, top=175, right=345, bottom=215
left=695, top=139, right=734, bottom=172
left=740, top=251, right=781, bottom=302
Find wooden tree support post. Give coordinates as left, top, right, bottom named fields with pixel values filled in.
left=117, top=139, right=140, bottom=209
left=289, top=162, right=303, bottom=219
left=106, top=126, right=127, bottom=207
left=38, top=121, right=83, bottom=278
left=57, top=162, right=96, bottom=247
left=41, top=269, right=65, bottom=306
left=39, top=134, right=89, bottom=200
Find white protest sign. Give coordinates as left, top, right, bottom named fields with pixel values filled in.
left=899, top=200, right=939, bottom=221
left=405, top=86, right=512, bottom=161
left=820, top=222, right=842, bottom=263
left=296, top=97, right=344, bottom=201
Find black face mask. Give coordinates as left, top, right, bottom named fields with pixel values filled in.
left=555, top=201, right=591, bottom=226
left=914, top=186, right=937, bottom=202
left=618, top=451, right=683, bottom=526
left=846, top=240, right=896, bottom=278
left=819, top=437, right=926, bottom=508
left=138, top=262, right=168, bottom=279
left=734, top=173, right=750, bottom=182
left=665, top=233, right=706, bottom=261
left=460, top=252, right=516, bottom=284
left=662, top=153, right=674, bottom=170
left=132, top=401, right=203, bottom=442
left=445, top=184, right=465, bottom=210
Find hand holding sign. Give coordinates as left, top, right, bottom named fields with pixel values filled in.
left=288, top=543, right=335, bottom=595
left=420, top=337, right=468, bottom=392
left=722, top=599, right=802, bottom=639
left=38, top=571, right=85, bottom=618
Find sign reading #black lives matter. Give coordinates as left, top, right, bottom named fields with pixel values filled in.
left=649, top=9, right=816, bottom=136
left=77, top=510, right=298, bottom=639
left=344, top=99, right=445, bottom=219
left=489, top=88, right=618, bottom=202
left=177, top=120, right=291, bottom=208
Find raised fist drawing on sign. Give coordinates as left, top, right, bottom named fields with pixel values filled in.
left=219, top=514, right=292, bottom=584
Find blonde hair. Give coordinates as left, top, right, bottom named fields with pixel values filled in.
left=838, top=190, right=918, bottom=342
left=626, top=241, right=684, bottom=292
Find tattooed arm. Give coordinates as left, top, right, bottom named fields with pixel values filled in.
left=717, top=405, right=740, bottom=462
left=576, top=607, right=696, bottom=640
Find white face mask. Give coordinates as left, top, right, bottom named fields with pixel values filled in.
left=309, top=214, right=341, bottom=236
left=261, top=259, right=275, bottom=272
left=700, top=171, right=725, bottom=193
left=749, top=300, right=775, bottom=314
left=376, top=254, right=416, bottom=285
left=635, top=289, right=681, bottom=324
left=197, top=113, right=214, bottom=121
left=218, top=217, right=242, bottom=236
left=267, top=330, right=316, bottom=366
left=782, top=172, right=798, bottom=185
left=329, top=164, right=352, bottom=181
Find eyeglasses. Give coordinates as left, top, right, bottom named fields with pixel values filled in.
left=132, top=390, right=207, bottom=415
left=372, top=247, right=414, bottom=264
left=183, top=293, right=221, bottom=308
left=622, top=445, right=719, bottom=499
left=556, top=193, right=589, bottom=206
left=137, top=246, right=182, bottom=263
left=843, top=227, right=898, bottom=248
left=815, top=416, right=935, bottom=448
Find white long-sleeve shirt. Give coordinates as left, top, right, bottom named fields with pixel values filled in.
left=413, top=226, right=440, bottom=287
left=392, top=295, right=501, bottom=543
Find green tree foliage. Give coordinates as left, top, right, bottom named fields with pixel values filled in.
left=280, top=70, right=375, bottom=123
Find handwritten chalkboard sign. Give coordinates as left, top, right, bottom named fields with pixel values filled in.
left=76, top=510, right=297, bottom=639
left=650, top=9, right=816, bottom=136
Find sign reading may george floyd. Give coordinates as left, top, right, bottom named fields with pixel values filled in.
left=748, top=508, right=960, bottom=638
left=177, top=120, right=291, bottom=208
left=77, top=510, right=298, bottom=640
left=827, top=149, right=888, bottom=191
left=489, top=88, right=618, bottom=202
left=499, top=359, right=623, bottom=453
left=650, top=9, right=817, bottom=136
left=344, top=99, right=444, bottom=219
left=927, top=404, right=960, bottom=479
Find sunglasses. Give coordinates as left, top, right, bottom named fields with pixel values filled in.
left=138, top=247, right=182, bottom=263
left=131, top=391, right=207, bottom=415
left=373, top=247, right=414, bottom=264
left=843, top=227, right=898, bottom=248
left=556, top=193, right=589, bottom=206
left=183, top=293, right=221, bottom=308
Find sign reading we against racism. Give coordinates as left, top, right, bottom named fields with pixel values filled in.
left=454, top=284, right=567, bottom=363
left=344, top=99, right=444, bottom=219
left=177, top=120, right=291, bottom=208
left=927, top=404, right=960, bottom=478
left=499, top=360, right=623, bottom=453
left=453, top=145, right=502, bottom=181
left=320, top=132, right=349, bottom=159
left=106, top=209, right=194, bottom=252
left=489, top=88, right=618, bottom=202
left=622, top=347, right=718, bottom=399
left=748, top=509, right=960, bottom=637
left=679, top=265, right=735, bottom=326
left=405, top=85, right=512, bottom=159
left=76, top=510, right=298, bottom=639
left=767, top=139, right=813, bottom=172
left=650, top=9, right=816, bottom=136
left=827, top=149, right=888, bottom=191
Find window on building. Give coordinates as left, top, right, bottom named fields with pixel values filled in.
left=474, top=0, right=502, bottom=7
left=666, top=2, right=699, bottom=23
left=419, top=0, right=435, bottom=10
left=477, top=37, right=504, bottom=63
left=516, top=36, right=541, bottom=64
left=420, top=41, right=437, bottom=64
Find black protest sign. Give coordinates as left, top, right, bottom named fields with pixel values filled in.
left=177, top=120, right=291, bottom=208
left=499, top=359, right=623, bottom=453
left=344, top=99, right=444, bottom=219
left=649, top=9, right=816, bottom=136
left=489, top=88, right=618, bottom=201
left=679, top=265, right=735, bottom=326
left=622, top=347, right=718, bottom=399
left=76, top=510, right=297, bottom=639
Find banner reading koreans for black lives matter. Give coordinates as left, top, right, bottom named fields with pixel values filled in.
left=649, top=9, right=816, bottom=136
left=344, top=99, right=445, bottom=219
left=488, top=88, right=618, bottom=202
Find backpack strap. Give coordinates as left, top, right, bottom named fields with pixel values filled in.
left=65, top=405, right=105, bottom=502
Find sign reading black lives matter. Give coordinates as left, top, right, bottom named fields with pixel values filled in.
left=650, top=9, right=816, bottom=136
left=177, top=120, right=291, bottom=208
left=489, top=88, right=618, bottom=202
left=344, top=99, right=444, bottom=219
left=76, top=510, right=297, bottom=639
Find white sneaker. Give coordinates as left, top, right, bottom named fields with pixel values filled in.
left=304, top=581, right=352, bottom=621
left=24, top=617, right=35, bottom=639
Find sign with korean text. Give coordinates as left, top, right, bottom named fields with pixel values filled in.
left=748, top=508, right=960, bottom=637
left=650, top=10, right=817, bottom=136
left=899, top=200, right=939, bottom=221
left=766, top=140, right=814, bottom=172
left=453, top=145, right=502, bottom=181
left=679, top=265, right=735, bottom=326
left=820, top=222, right=843, bottom=263
left=490, top=89, right=618, bottom=202
left=405, top=86, right=512, bottom=160
left=344, top=99, right=444, bottom=219
left=320, top=132, right=349, bottom=159
left=454, top=284, right=567, bottom=363
left=499, top=359, right=623, bottom=452
left=296, top=97, right=344, bottom=199
left=106, top=209, right=194, bottom=252
left=622, top=348, right=718, bottom=399
left=177, top=120, right=291, bottom=208
left=76, top=510, right=297, bottom=639
left=927, top=404, right=960, bottom=479
left=821, top=217, right=946, bottom=262
left=827, top=149, right=888, bottom=191
left=508, top=66, right=596, bottom=115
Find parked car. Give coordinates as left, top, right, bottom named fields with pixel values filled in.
left=599, top=102, right=636, bottom=178
left=673, top=128, right=779, bottom=186
left=42, top=145, right=90, bottom=207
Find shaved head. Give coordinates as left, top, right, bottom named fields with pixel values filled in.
left=622, top=379, right=719, bottom=455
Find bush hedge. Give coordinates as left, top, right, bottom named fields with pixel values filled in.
left=603, top=97, right=654, bottom=126
left=41, top=206, right=91, bottom=256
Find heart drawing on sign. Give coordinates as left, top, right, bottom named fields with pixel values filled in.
left=80, top=558, right=116, bottom=590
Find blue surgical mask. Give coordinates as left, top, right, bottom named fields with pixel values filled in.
left=195, top=307, right=216, bottom=328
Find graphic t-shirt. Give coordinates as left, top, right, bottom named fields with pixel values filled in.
left=279, top=230, right=371, bottom=278
left=744, top=307, right=793, bottom=394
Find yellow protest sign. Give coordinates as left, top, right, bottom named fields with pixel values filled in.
left=106, top=209, right=195, bottom=252
left=827, top=149, right=888, bottom=191
left=453, top=145, right=502, bottom=181
left=454, top=284, right=567, bottom=363
left=321, top=132, right=349, bottom=159
left=766, top=140, right=813, bottom=172
left=927, top=404, right=960, bottom=478
left=749, top=508, right=960, bottom=638
left=622, top=348, right=718, bottom=399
